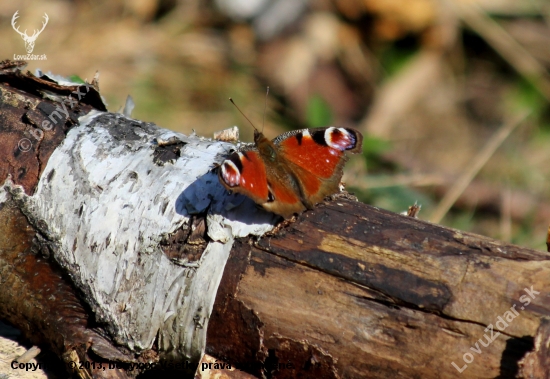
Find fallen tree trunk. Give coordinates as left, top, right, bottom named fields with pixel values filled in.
left=210, top=200, right=550, bottom=379
left=1, top=61, right=549, bottom=379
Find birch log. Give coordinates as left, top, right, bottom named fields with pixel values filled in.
left=1, top=61, right=550, bottom=379
left=0, top=61, right=276, bottom=378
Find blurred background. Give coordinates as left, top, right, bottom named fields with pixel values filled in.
left=2, top=0, right=550, bottom=250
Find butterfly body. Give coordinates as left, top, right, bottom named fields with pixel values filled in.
left=218, top=127, right=363, bottom=218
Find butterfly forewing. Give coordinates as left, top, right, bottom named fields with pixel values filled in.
left=276, top=127, right=362, bottom=177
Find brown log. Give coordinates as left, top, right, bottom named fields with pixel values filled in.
left=2, top=60, right=550, bottom=379
left=208, top=199, right=549, bottom=378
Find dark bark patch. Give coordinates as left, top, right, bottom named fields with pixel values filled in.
left=207, top=242, right=267, bottom=377
left=161, top=215, right=208, bottom=265
left=0, top=61, right=106, bottom=111
left=152, top=142, right=186, bottom=165
left=258, top=231, right=452, bottom=311
left=263, top=337, right=338, bottom=379
left=497, top=335, right=533, bottom=378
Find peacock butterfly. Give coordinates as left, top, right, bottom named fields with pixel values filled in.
left=218, top=123, right=363, bottom=219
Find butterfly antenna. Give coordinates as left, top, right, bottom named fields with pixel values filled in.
left=262, top=86, right=269, bottom=132
left=229, top=98, right=257, bottom=131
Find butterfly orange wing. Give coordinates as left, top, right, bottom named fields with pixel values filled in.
left=276, top=127, right=363, bottom=205
left=218, top=127, right=362, bottom=218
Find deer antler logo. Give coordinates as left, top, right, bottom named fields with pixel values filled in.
left=11, top=11, right=49, bottom=54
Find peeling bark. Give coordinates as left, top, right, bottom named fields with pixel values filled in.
left=0, top=183, right=132, bottom=379
left=519, top=317, right=550, bottom=378
left=0, top=61, right=277, bottom=378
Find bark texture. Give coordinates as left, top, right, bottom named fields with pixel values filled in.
left=519, top=317, right=550, bottom=379
left=0, top=61, right=132, bottom=378
left=1, top=61, right=550, bottom=379
left=209, top=200, right=550, bottom=378
left=0, top=60, right=273, bottom=378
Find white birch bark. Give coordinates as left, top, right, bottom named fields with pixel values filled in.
left=1, top=109, right=277, bottom=363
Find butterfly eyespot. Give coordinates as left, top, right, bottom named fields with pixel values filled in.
left=220, top=160, right=241, bottom=187
left=325, top=127, right=356, bottom=151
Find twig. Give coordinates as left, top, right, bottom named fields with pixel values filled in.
left=15, top=346, right=41, bottom=363
left=529, top=0, right=550, bottom=28
left=500, top=186, right=512, bottom=242
left=429, top=111, right=530, bottom=223
left=347, top=174, right=446, bottom=189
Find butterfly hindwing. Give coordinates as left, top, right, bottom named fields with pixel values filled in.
left=218, top=149, right=269, bottom=205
